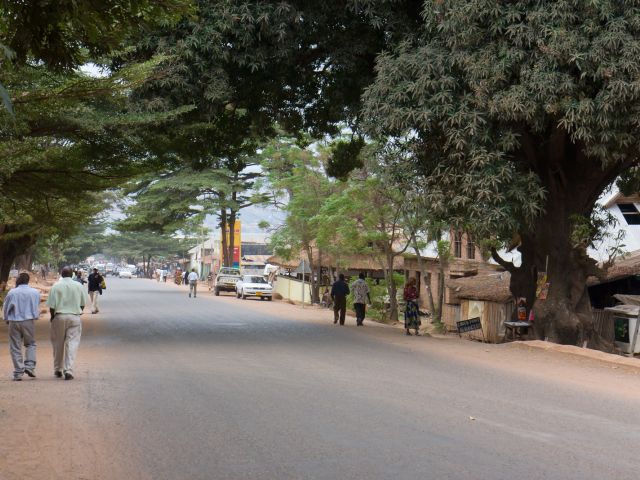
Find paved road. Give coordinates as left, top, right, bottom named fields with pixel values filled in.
left=2, top=277, right=640, bottom=479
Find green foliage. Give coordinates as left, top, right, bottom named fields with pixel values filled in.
left=0, top=0, right=191, bottom=70
left=570, top=206, right=626, bottom=260
left=103, top=230, right=189, bottom=266
left=261, top=136, right=336, bottom=260
left=363, top=0, right=640, bottom=240
left=346, top=274, right=405, bottom=323
left=326, top=137, right=365, bottom=180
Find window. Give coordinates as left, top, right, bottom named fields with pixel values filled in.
left=424, top=272, right=432, bottom=289
left=619, top=203, right=640, bottom=225
left=466, top=235, right=476, bottom=260
left=454, top=231, right=462, bottom=258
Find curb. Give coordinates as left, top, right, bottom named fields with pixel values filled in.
left=511, top=340, right=640, bottom=371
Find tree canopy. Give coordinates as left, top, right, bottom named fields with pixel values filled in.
left=361, top=0, right=640, bottom=344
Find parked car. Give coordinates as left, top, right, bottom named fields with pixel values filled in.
left=235, top=274, right=273, bottom=300
left=214, top=267, right=242, bottom=296
left=118, top=269, right=133, bottom=279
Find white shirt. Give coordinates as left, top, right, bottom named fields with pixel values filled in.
left=188, top=272, right=199, bottom=282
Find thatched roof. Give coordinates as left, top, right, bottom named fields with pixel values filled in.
left=588, top=250, right=640, bottom=286
left=447, top=272, right=513, bottom=303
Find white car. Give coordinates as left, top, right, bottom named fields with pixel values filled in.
left=118, top=269, right=133, bottom=279
left=235, top=275, right=273, bottom=300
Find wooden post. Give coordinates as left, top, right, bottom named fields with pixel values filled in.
left=629, top=310, right=640, bottom=357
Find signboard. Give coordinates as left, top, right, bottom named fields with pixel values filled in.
left=219, top=220, right=242, bottom=268
left=536, top=272, right=550, bottom=300
left=614, top=316, right=630, bottom=343
left=457, top=317, right=482, bottom=335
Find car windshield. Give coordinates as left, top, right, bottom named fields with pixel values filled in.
left=245, top=276, right=267, bottom=284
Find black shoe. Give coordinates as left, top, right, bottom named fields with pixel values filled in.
left=13, top=376, right=22, bottom=381
left=64, top=372, right=74, bottom=381
left=24, top=369, right=36, bottom=378
left=54, top=371, right=63, bottom=378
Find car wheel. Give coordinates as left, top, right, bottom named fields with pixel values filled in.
left=242, top=290, right=247, bottom=300
left=214, top=288, right=220, bottom=296
left=267, top=296, right=272, bottom=301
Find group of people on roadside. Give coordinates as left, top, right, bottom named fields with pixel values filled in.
left=329, top=273, right=421, bottom=335
left=2, top=266, right=105, bottom=381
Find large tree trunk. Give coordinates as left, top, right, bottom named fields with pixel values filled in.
left=507, top=132, right=626, bottom=346
left=220, top=209, right=229, bottom=267
left=0, top=227, right=34, bottom=287
left=15, top=243, right=36, bottom=271
left=228, top=206, right=237, bottom=268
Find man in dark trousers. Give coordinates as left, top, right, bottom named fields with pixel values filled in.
left=87, top=268, right=103, bottom=314
left=331, top=273, right=350, bottom=325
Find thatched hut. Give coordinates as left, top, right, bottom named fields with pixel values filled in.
left=446, top=273, right=514, bottom=343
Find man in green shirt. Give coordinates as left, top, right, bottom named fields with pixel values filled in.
left=46, top=266, right=86, bottom=380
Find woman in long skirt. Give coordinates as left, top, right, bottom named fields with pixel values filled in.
left=403, top=277, right=421, bottom=336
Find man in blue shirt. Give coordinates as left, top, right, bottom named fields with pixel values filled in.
left=331, top=273, right=350, bottom=325
left=3, top=272, right=41, bottom=380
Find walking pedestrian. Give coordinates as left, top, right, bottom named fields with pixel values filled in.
left=87, top=268, right=103, bottom=314
left=3, top=272, right=40, bottom=380
left=403, top=277, right=421, bottom=336
left=183, top=270, right=189, bottom=285
left=331, top=273, right=350, bottom=325
left=74, top=270, right=86, bottom=285
left=188, top=268, right=199, bottom=298
left=46, top=266, right=86, bottom=380
left=351, top=273, right=371, bottom=326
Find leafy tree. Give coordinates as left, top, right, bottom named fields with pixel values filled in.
left=0, top=0, right=191, bottom=70
left=0, top=61, right=187, bottom=281
left=261, top=136, right=337, bottom=302
left=316, top=172, right=410, bottom=322
left=362, top=1, right=640, bottom=346
left=118, top=152, right=270, bottom=267
left=103, top=231, right=190, bottom=277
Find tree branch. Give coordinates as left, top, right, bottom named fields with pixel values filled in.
left=490, top=247, right=517, bottom=273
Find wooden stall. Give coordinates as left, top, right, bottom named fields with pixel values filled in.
left=447, top=273, right=514, bottom=343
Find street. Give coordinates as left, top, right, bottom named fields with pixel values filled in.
left=1, top=277, right=640, bottom=480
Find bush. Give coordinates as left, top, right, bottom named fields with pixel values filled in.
left=347, top=274, right=405, bottom=323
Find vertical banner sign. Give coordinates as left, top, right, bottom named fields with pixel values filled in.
left=220, top=220, right=242, bottom=268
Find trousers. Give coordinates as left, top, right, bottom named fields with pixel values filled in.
left=89, top=290, right=100, bottom=313
left=354, top=303, right=366, bottom=325
left=333, top=296, right=347, bottom=325
left=189, top=280, right=197, bottom=297
left=8, top=320, right=37, bottom=378
left=50, top=314, right=82, bottom=375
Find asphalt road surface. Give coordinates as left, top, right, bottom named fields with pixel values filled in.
left=2, top=277, right=640, bottom=480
